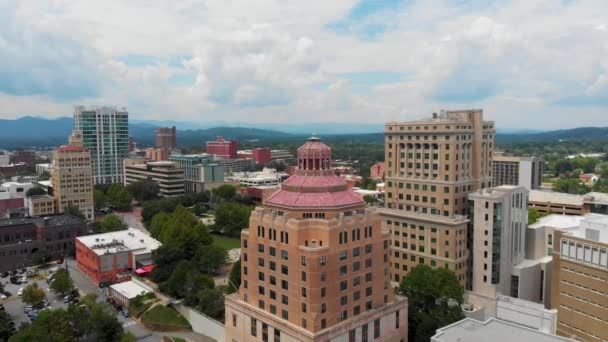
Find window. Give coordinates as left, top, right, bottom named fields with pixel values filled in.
left=258, top=244, right=264, bottom=253
left=365, top=272, right=372, bottom=282
left=258, top=258, right=265, bottom=267
left=232, top=314, right=237, bottom=327
left=353, top=276, right=361, bottom=286
left=321, top=271, right=327, bottom=282
left=282, top=295, right=288, bottom=305
left=258, top=300, right=265, bottom=310
left=302, top=287, right=307, bottom=297
left=374, top=319, right=380, bottom=339
left=281, top=265, right=288, bottom=275
left=353, top=261, right=361, bottom=272
left=340, top=310, right=348, bottom=321
left=258, top=272, right=265, bottom=281
left=282, top=310, right=289, bottom=320
left=269, top=246, right=276, bottom=256
left=258, top=286, right=265, bottom=295
left=340, top=250, right=348, bottom=260
left=270, top=275, right=276, bottom=285
left=366, top=287, right=373, bottom=296
left=340, top=265, right=348, bottom=276
left=321, top=287, right=326, bottom=298
left=320, top=256, right=327, bottom=266
left=281, top=280, right=288, bottom=290
left=269, top=261, right=276, bottom=271
left=340, top=280, right=348, bottom=291
left=349, top=330, right=356, bottom=342
left=301, top=256, right=307, bottom=266
left=270, top=290, right=276, bottom=300
left=353, top=247, right=360, bottom=257
left=321, top=303, right=327, bottom=313
left=362, top=323, right=369, bottom=342
left=281, top=250, right=288, bottom=260
left=250, top=318, right=257, bottom=336
left=302, top=303, right=307, bottom=313
left=274, top=329, right=281, bottom=342
left=340, top=295, right=348, bottom=305
left=354, top=291, right=361, bottom=301
left=366, top=244, right=373, bottom=254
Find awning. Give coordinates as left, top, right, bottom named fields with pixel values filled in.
left=134, top=264, right=156, bottom=275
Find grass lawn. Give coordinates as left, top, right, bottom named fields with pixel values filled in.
left=142, top=305, right=190, bottom=327
left=211, top=233, right=241, bottom=250
left=171, top=338, right=186, bottom=342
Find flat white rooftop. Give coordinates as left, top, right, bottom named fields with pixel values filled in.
left=110, top=281, right=151, bottom=300
left=531, top=213, right=608, bottom=243
left=432, top=318, right=575, bottom=342
left=529, top=214, right=585, bottom=230
left=529, top=190, right=583, bottom=206
left=77, top=228, right=162, bottom=256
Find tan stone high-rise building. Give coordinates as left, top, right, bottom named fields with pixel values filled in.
left=225, top=137, right=408, bottom=342
left=383, top=110, right=495, bottom=285
left=51, top=131, right=94, bottom=221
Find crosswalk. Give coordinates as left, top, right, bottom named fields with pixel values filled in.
left=123, top=320, right=137, bottom=328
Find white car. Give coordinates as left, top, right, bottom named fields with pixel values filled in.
left=0, top=294, right=7, bottom=300
left=17, top=288, right=23, bottom=296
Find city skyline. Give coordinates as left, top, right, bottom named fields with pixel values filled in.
left=1, top=0, right=607, bottom=129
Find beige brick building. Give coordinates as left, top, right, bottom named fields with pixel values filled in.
left=225, top=137, right=408, bottom=342
left=383, top=110, right=495, bottom=285
left=51, top=131, right=94, bottom=221
left=550, top=214, right=608, bottom=342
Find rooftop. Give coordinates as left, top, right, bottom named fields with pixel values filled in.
left=584, top=191, right=608, bottom=205
left=529, top=190, right=584, bottom=206
left=531, top=213, right=608, bottom=243
left=529, top=214, right=586, bottom=230
left=76, top=228, right=162, bottom=256
left=0, top=214, right=84, bottom=228
left=109, top=281, right=151, bottom=300
left=432, top=318, right=575, bottom=342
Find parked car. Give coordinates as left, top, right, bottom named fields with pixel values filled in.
left=18, top=268, right=26, bottom=274
left=0, top=272, right=9, bottom=278
left=19, top=276, right=28, bottom=284
left=17, top=288, right=23, bottom=296
left=0, top=294, right=6, bottom=300
left=9, top=276, right=20, bottom=285
left=0, top=304, right=4, bottom=310
left=120, top=309, right=130, bottom=318
left=9, top=270, right=17, bottom=276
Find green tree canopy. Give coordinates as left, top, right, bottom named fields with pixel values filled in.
left=212, top=184, right=237, bottom=201
left=26, top=186, right=47, bottom=197
left=126, top=178, right=160, bottom=203
left=149, top=206, right=212, bottom=256
left=22, top=282, right=46, bottom=306
left=362, top=194, right=379, bottom=205
left=64, top=204, right=86, bottom=220
left=399, top=265, right=464, bottom=342
left=49, top=268, right=75, bottom=296
left=528, top=208, right=548, bottom=225
left=214, top=202, right=251, bottom=237
left=99, top=214, right=128, bottom=233
left=93, top=188, right=107, bottom=211
left=38, top=170, right=51, bottom=181
left=554, top=178, right=591, bottom=195
left=193, top=288, right=225, bottom=319
left=195, top=245, right=228, bottom=275
left=227, top=260, right=241, bottom=294
left=106, top=184, right=133, bottom=211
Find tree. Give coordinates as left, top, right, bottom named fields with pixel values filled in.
left=149, top=206, right=212, bottom=257
left=362, top=194, right=379, bottom=205
left=554, top=178, right=591, bottom=195
left=195, top=245, right=228, bottom=275
left=160, top=260, right=193, bottom=298
left=49, top=268, right=75, bottom=295
left=106, top=184, right=133, bottom=211
left=89, top=302, right=124, bottom=342
left=151, top=244, right=188, bottom=283
left=67, top=303, right=92, bottom=340
left=64, top=204, right=86, bottom=220
left=214, top=202, right=251, bottom=237
left=93, top=188, right=107, bottom=211
left=528, top=208, right=548, bottom=225
left=126, top=179, right=160, bottom=203
left=26, top=186, right=47, bottom=197
left=194, top=288, right=225, bottom=319
left=227, top=260, right=241, bottom=294
left=399, top=265, right=464, bottom=342
left=212, top=184, right=237, bottom=201
left=121, top=332, right=137, bottom=342
left=0, top=310, right=14, bottom=341
left=99, top=214, right=128, bottom=233
left=38, top=170, right=51, bottom=181
left=22, top=282, right=46, bottom=306
left=597, top=162, right=608, bottom=179
left=9, top=308, right=74, bottom=342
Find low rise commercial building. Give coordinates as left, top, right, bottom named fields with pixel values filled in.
left=226, top=168, right=287, bottom=187
left=529, top=191, right=588, bottom=216
left=26, top=195, right=55, bottom=217
left=206, top=136, right=237, bottom=159
left=36, top=163, right=51, bottom=176
left=583, top=192, right=608, bottom=214
left=109, top=280, right=152, bottom=307
left=0, top=215, right=87, bottom=272
left=0, top=181, right=36, bottom=200
left=145, top=148, right=169, bottom=161
left=75, top=228, right=162, bottom=285
left=123, top=159, right=185, bottom=197
left=215, top=157, right=255, bottom=173
left=432, top=318, right=575, bottom=342
left=237, top=148, right=272, bottom=164
left=270, top=149, right=294, bottom=163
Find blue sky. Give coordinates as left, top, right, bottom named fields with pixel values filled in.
left=0, top=0, right=607, bottom=129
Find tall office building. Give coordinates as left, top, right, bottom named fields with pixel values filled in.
left=550, top=214, right=608, bottom=342
left=225, top=137, right=408, bottom=342
left=467, top=186, right=529, bottom=298
left=383, top=110, right=495, bottom=285
left=492, top=155, right=543, bottom=190
left=155, top=126, right=177, bottom=149
left=51, top=131, right=95, bottom=221
left=73, top=106, right=129, bottom=185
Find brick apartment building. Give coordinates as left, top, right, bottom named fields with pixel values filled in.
left=75, top=228, right=161, bottom=285
left=155, top=126, right=177, bottom=149
left=0, top=215, right=87, bottom=272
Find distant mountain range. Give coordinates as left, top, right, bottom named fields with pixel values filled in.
left=0, top=116, right=607, bottom=149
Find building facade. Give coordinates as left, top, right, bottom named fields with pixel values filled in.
left=225, top=137, right=408, bottom=342
left=238, top=148, right=273, bottom=164
left=123, top=160, right=185, bottom=197
left=74, top=106, right=129, bottom=185
left=155, top=126, right=176, bottom=149
left=550, top=214, right=608, bottom=342
left=169, top=154, right=225, bottom=192
left=51, top=131, right=95, bottom=221
left=75, top=228, right=161, bottom=285
left=10, top=150, right=36, bottom=167
left=26, top=195, right=55, bottom=217
left=370, top=162, right=386, bottom=181
left=145, top=148, right=169, bottom=161
left=383, top=110, right=495, bottom=285
left=207, top=136, right=238, bottom=159
left=492, top=155, right=543, bottom=190
left=216, top=157, right=255, bottom=173
left=528, top=191, right=588, bottom=216
left=0, top=215, right=87, bottom=272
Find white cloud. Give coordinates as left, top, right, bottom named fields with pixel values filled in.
left=0, top=0, right=607, bottom=129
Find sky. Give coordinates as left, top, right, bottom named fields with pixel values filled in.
left=1, top=0, right=607, bottom=129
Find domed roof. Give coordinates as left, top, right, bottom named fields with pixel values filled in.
left=264, top=137, right=364, bottom=210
